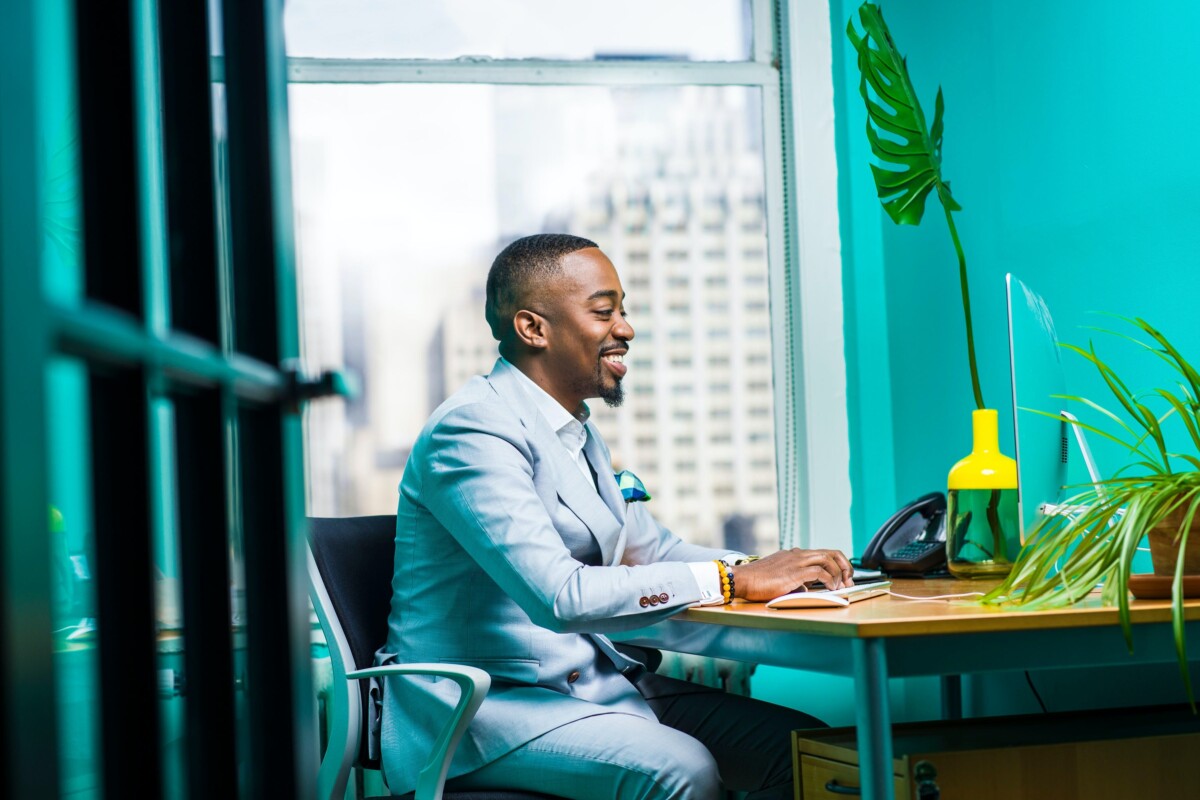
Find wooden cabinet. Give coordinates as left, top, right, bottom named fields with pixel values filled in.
left=793, top=704, right=1200, bottom=799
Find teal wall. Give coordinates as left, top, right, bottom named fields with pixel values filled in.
left=773, top=0, right=1200, bottom=719
left=837, top=0, right=1200, bottom=546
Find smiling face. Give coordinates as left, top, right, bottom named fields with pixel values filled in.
left=514, top=247, right=634, bottom=413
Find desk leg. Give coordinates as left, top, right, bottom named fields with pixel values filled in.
left=852, top=638, right=893, bottom=800
left=940, top=674, right=962, bottom=720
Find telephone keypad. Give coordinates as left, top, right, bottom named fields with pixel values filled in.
left=892, top=541, right=942, bottom=561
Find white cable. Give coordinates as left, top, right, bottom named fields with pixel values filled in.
left=885, top=590, right=987, bottom=602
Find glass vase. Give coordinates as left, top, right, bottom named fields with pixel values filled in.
left=946, top=409, right=1020, bottom=579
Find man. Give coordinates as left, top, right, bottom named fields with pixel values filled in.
left=378, top=234, right=855, bottom=799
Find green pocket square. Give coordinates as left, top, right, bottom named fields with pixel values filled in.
left=615, top=470, right=651, bottom=502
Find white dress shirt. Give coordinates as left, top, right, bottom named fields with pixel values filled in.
left=503, top=359, right=734, bottom=605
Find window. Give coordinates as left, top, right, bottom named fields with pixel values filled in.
left=287, top=0, right=794, bottom=556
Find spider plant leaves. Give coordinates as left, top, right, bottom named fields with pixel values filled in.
left=1154, top=389, right=1200, bottom=456
left=846, top=3, right=960, bottom=226
left=985, top=316, right=1200, bottom=709
left=1023, top=404, right=1158, bottom=469
left=1092, top=315, right=1200, bottom=404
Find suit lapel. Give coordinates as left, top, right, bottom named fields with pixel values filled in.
left=487, top=360, right=623, bottom=562
left=583, top=424, right=629, bottom=565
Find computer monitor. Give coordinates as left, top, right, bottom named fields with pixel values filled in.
left=1006, top=274, right=1070, bottom=540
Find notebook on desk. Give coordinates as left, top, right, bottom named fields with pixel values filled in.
left=765, top=580, right=892, bottom=609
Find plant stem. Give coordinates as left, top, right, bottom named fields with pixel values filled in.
left=987, top=488, right=1003, bottom=562
left=943, top=205, right=985, bottom=410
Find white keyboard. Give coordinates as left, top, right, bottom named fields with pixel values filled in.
left=764, top=580, right=893, bottom=609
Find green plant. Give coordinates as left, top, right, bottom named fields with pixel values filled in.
left=846, top=2, right=984, bottom=410
left=982, top=316, right=1200, bottom=705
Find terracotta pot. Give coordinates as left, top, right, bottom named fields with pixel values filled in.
left=1148, top=506, right=1200, bottom=576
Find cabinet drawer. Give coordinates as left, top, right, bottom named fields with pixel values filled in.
left=798, top=755, right=907, bottom=800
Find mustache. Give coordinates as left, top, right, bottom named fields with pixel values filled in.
left=599, top=344, right=628, bottom=357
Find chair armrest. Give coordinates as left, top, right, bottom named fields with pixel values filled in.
left=346, top=663, right=491, bottom=800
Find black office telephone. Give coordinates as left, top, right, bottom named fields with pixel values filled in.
left=858, top=491, right=948, bottom=577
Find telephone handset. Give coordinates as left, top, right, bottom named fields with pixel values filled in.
left=858, top=491, right=948, bottom=577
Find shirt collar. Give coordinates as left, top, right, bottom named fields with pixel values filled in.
left=501, top=357, right=591, bottom=435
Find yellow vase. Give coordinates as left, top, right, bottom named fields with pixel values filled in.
left=946, top=409, right=1019, bottom=578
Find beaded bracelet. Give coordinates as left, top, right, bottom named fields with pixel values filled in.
left=713, top=559, right=734, bottom=604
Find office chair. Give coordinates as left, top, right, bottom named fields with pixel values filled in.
left=307, top=515, right=563, bottom=800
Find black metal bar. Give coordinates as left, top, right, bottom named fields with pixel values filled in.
left=175, top=389, right=238, bottom=796
left=222, top=0, right=280, bottom=364
left=90, top=366, right=161, bottom=797
left=75, top=0, right=143, bottom=318
left=49, top=298, right=287, bottom=401
left=158, top=0, right=221, bottom=344
left=0, top=3, right=59, bottom=793
left=941, top=674, right=963, bottom=720
left=236, top=402, right=300, bottom=798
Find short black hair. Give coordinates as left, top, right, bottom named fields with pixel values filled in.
left=485, top=233, right=598, bottom=342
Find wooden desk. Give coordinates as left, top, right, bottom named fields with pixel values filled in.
left=615, top=578, right=1200, bottom=800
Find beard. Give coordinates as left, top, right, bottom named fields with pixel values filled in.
left=568, top=357, right=625, bottom=408
left=597, top=364, right=625, bottom=408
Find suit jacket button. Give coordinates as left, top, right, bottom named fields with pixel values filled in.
left=639, top=596, right=650, bottom=607
left=658, top=593, right=669, bottom=603
left=649, top=595, right=660, bottom=606
left=567, top=671, right=581, bottom=684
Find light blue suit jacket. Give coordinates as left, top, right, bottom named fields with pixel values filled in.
left=378, top=358, right=728, bottom=794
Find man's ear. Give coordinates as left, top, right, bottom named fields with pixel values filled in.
left=512, top=309, right=549, bottom=350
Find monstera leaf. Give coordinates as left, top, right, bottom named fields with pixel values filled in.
left=847, top=3, right=959, bottom=225
left=847, top=2, right=984, bottom=409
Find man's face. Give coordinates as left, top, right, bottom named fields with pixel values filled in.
left=539, top=248, right=634, bottom=410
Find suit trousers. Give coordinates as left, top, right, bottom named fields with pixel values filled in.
left=443, top=671, right=825, bottom=800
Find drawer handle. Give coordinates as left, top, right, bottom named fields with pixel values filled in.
left=824, top=780, right=862, bottom=795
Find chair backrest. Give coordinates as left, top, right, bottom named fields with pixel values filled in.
left=308, top=514, right=397, bottom=772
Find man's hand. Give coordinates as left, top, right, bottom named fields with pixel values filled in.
left=730, top=549, right=854, bottom=602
